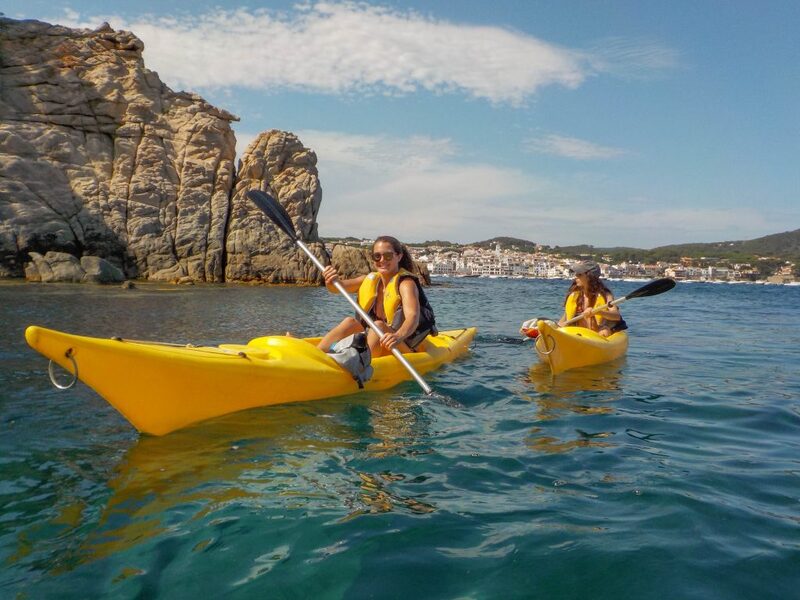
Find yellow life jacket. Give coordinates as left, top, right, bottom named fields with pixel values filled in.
left=565, top=291, right=608, bottom=327
left=357, top=269, right=417, bottom=328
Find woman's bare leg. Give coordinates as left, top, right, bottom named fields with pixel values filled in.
left=367, top=321, right=413, bottom=358
left=317, top=317, right=363, bottom=351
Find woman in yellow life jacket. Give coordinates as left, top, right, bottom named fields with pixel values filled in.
left=558, top=261, right=627, bottom=338
left=317, top=236, right=437, bottom=357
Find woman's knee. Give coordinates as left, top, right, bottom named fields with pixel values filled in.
left=333, top=317, right=362, bottom=335
left=318, top=317, right=363, bottom=351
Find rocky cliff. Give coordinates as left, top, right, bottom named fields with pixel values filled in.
left=0, top=18, right=326, bottom=284
left=226, top=131, right=327, bottom=284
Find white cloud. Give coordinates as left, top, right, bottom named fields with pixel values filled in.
left=523, top=134, right=628, bottom=160
left=55, top=3, right=673, bottom=104
left=288, top=128, right=547, bottom=241
left=587, top=37, right=681, bottom=79
left=295, top=130, right=458, bottom=170
left=276, top=116, right=763, bottom=248
left=234, top=127, right=777, bottom=246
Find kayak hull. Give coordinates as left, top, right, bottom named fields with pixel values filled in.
left=25, top=325, right=477, bottom=436
left=534, top=320, right=627, bottom=375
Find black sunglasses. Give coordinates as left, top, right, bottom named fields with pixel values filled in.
left=372, top=251, right=397, bottom=263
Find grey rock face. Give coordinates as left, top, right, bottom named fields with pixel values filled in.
left=24, top=251, right=125, bottom=283
left=0, top=18, right=237, bottom=281
left=329, top=244, right=373, bottom=280
left=25, top=251, right=83, bottom=282
left=0, top=19, right=338, bottom=286
left=80, top=255, right=125, bottom=283
left=226, top=130, right=327, bottom=284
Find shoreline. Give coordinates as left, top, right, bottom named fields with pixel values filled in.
left=0, top=279, right=323, bottom=289
left=4, top=276, right=798, bottom=289
left=429, top=274, right=800, bottom=286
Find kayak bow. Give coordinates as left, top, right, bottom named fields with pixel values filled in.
left=533, top=319, right=627, bottom=375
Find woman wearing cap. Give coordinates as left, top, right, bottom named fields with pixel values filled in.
left=317, top=236, right=437, bottom=357
left=558, top=262, right=627, bottom=337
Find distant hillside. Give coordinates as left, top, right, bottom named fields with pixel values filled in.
left=650, top=229, right=800, bottom=261
left=324, top=229, right=800, bottom=272
left=323, top=238, right=460, bottom=248
left=472, top=237, right=539, bottom=253
left=411, top=240, right=458, bottom=248
left=550, top=244, right=653, bottom=262
left=549, top=229, right=800, bottom=276
left=321, top=236, right=363, bottom=243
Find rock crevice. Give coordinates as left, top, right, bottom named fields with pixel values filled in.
left=0, top=18, right=422, bottom=286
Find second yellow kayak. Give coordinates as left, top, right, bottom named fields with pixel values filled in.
left=25, top=325, right=477, bottom=436
left=534, top=319, right=628, bottom=375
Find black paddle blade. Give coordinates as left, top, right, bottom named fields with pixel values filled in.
left=246, top=189, right=297, bottom=241
left=627, top=277, right=676, bottom=299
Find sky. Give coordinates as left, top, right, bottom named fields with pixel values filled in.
left=3, top=1, right=799, bottom=247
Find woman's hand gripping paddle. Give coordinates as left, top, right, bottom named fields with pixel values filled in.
left=246, top=189, right=434, bottom=395
left=520, top=277, right=676, bottom=337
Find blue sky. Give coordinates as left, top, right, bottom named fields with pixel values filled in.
left=4, top=1, right=799, bottom=247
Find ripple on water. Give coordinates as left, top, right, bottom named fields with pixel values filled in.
left=2, top=280, right=799, bottom=598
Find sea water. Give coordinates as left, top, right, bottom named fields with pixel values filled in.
left=1, top=278, right=798, bottom=599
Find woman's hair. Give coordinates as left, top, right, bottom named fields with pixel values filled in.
left=374, top=235, right=414, bottom=271
left=564, top=270, right=612, bottom=305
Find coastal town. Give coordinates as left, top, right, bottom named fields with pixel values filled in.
left=413, top=243, right=797, bottom=284
left=328, top=239, right=798, bottom=285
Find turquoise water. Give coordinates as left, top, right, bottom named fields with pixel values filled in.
left=1, top=278, right=799, bottom=599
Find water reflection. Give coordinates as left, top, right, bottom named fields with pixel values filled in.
left=524, top=361, right=625, bottom=398
left=525, top=427, right=614, bottom=454
left=344, top=395, right=437, bottom=517
left=68, top=402, right=359, bottom=566
left=366, top=396, right=431, bottom=459
left=19, top=395, right=438, bottom=571
left=345, top=471, right=436, bottom=519
left=522, top=363, right=624, bottom=454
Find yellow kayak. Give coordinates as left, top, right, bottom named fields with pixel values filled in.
left=533, top=319, right=627, bottom=375
left=25, top=325, right=477, bottom=436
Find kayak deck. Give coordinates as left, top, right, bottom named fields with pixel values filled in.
left=25, top=325, right=477, bottom=436
left=533, top=319, right=627, bottom=375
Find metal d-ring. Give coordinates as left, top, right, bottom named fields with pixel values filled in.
left=48, top=348, right=78, bottom=390
left=537, top=333, right=556, bottom=356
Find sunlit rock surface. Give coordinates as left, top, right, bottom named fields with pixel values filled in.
left=0, top=18, right=326, bottom=284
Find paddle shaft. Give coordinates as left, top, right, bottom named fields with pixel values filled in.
left=295, top=240, right=433, bottom=395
